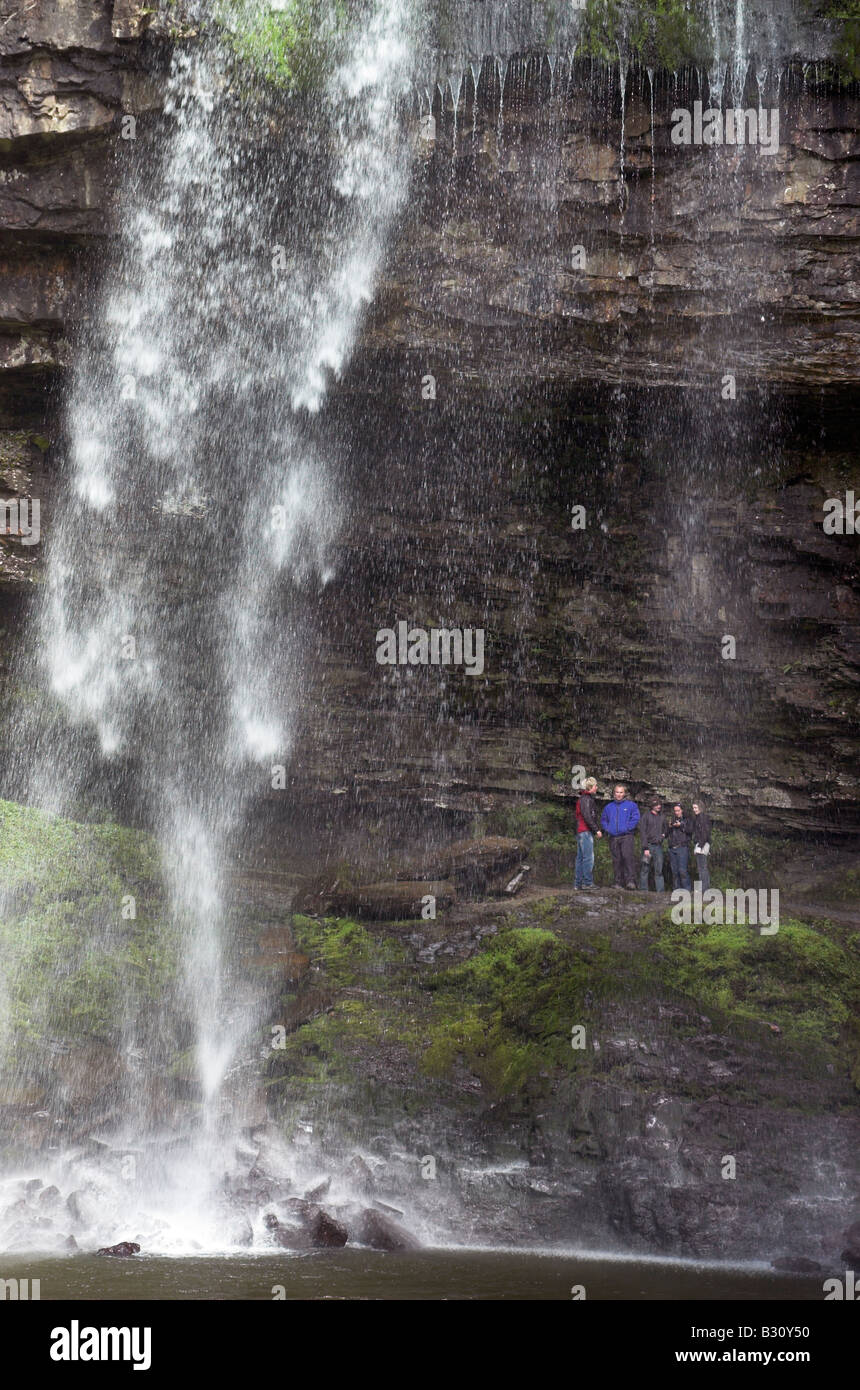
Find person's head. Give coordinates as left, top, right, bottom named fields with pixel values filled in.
left=673, top=803, right=683, bottom=817
left=692, top=796, right=705, bottom=815
left=584, top=777, right=598, bottom=793
left=650, top=797, right=662, bottom=812
left=613, top=784, right=626, bottom=801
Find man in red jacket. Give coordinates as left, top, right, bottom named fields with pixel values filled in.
left=574, top=776, right=602, bottom=888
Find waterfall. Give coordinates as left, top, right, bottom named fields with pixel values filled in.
left=0, top=0, right=418, bottom=1253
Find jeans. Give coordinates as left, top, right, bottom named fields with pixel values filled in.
left=609, top=832, right=636, bottom=886
left=694, top=852, right=710, bottom=891
left=669, top=845, right=691, bottom=891
left=575, top=831, right=594, bottom=887
left=640, top=844, right=664, bottom=892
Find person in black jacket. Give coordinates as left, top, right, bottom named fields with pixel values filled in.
left=639, top=797, right=668, bottom=891
left=691, top=798, right=712, bottom=891
left=668, top=802, right=692, bottom=890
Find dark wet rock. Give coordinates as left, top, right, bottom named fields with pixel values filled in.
left=96, top=1241, right=140, bottom=1257
left=399, top=838, right=526, bottom=896
left=355, top=1209, right=420, bottom=1253
left=250, top=927, right=311, bottom=982
left=38, top=1185, right=61, bottom=1207
left=282, top=1197, right=313, bottom=1220
left=222, top=1171, right=275, bottom=1208
left=64, top=1235, right=78, bottom=1251
left=308, top=1209, right=349, bottom=1249
left=265, top=1200, right=348, bottom=1249
left=304, top=1178, right=330, bottom=1202
left=373, top=1200, right=405, bottom=1218
left=772, top=1256, right=823, bottom=1274
left=53, top=1042, right=124, bottom=1109
left=263, top=1212, right=311, bottom=1251
left=840, top=1219, right=860, bottom=1264
left=276, top=989, right=334, bottom=1035
left=329, top=880, right=455, bottom=920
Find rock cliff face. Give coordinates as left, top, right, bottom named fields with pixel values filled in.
left=0, top=4, right=857, bottom=844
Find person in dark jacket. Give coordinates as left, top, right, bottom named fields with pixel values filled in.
left=668, top=802, right=692, bottom=890
left=600, top=784, right=640, bottom=889
left=691, top=798, right=712, bottom=892
left=639, top=796, right=668, bottom=892
left=574, top=776, right=602, bottom=889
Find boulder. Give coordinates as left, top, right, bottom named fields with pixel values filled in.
left=398, top=838, right=527, bottom=894
left=355, top=1208, right=420, bottom=1253
left=96, top=1241, right=140, bottom=1257
left=308, top=1209, right=349, bottom=1249
left=329, top=880, right=455, bottom=920
left=263, top=1211, right=310, bottom=1250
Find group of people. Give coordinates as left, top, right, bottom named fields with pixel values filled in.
left=573, top=779, right=713, bottom=893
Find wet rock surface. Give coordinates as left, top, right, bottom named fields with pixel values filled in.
left=356, top=1208, right=421, bottom=1252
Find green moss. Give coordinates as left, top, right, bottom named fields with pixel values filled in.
left=631, top=909, right=859, bottom=1077
left=270, top=886, right=860, bottom=1105
left=421, top=926, right=606, bottom=1096
left=816, top=1, right=860, bottom=80
left=0, top=799, right=177, bottom=1046
left=215, top=0, right=350, bottom=92
left=579, top=0, right=713, bottom=68
left=290, top=912, right=406, bottom=986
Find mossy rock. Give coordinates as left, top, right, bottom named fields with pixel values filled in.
left=0, top=799, right=178, bottom=1050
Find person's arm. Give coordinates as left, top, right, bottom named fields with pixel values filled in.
left=600, top=803, right=611, bottom=834
left=628, top=802, right=640, bottom=831
left=641, top=813, right=651, bottom=856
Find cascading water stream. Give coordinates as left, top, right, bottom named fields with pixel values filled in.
left=0, top=0, right=418, bottom=1253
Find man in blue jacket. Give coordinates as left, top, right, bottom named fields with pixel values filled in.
left=600, top=783, right=640, bottom=889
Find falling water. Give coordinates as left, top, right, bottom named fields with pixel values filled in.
left=646, top=66, right=656, bottom=252
left=0, top=0, right=418, bottom=1252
